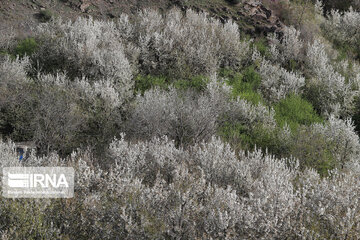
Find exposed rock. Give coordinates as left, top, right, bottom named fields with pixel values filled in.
left=1, top=0, right=286, bottom=41
left=80, top=0, right=91, bottom=13
left=240, top=1, right=285, bottom=36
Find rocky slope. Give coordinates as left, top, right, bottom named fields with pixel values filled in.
left=0, top=0, right=285, bottom=38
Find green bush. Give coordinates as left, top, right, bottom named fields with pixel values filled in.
left=247, top=125, right=286, bottom=154
left=241, top=65, right=262, bottom=89
left=226, top=0, right=241, bottom=4
left=352, top=95, right=360, bottom=134
left=322, top=0, right=353, bottom=12
left=173, top=75, right=209, bottom=92
left=219, top=121, right=287, bottom=156
left=218, top=121, right=247, bottom=147
left=274, top=94, right=323, bottom=131
left=0, top=80, right=36, bottom=142
left=252, top=38, right=270, bottom=58
left=221, top=66, right=263, bottom=104
left=287, top=59, right=298, bottom=71
left=38, top=9, right=53, bottom=22
left=290, top=126, right=336, bottom=177
left=0, top=199, right=59, bottom=239
left=135, top=75, right=168, bottom=94
left=14, top=38, right=38, bottom=57
left=236, top=91, right=264, bottom=105
left=0, top=50, right=7, bottom=56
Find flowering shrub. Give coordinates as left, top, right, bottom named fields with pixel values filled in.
left=288, top=114, right=360, bottom=175
left=268, top=26, right=304, bottom=64
left=323, top=7, right=360, bottom=57
left=34, top=8, right=249, bottom=82
left=1, top=134, right=360, bottom=238
left=305, top=40, right=358, bottom=115
left=263, top=20, right=359, bottom=116
left=126, top=75, right=276, bottom=146
left=0, top=55, right=30, bottom=106
left=227, top=97, right=277, bottom=129
left=2, top=4, right=360, bottom=239
left=312, top=115, right=360, bottom=166
left=133, top=8, right=250, bottom=78
left=0, top=56, right=29, bottom=86
left=0, top=27, right=15, bottom=51
left=0, top=67, right=124, bottom=155
left=0, top=140, right=21, bottom=168
left=126, top=76, right=230, bottom=146
left=298, top=168, right=360, bottom=239
left=0, top=56, right=34, bottom=141
left=34, top=17, right=134, bottom=105
left=254, top=51, right=305, bottom=102
left=36, top=73, right=124, bottom=155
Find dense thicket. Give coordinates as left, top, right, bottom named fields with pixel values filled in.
left=1, top=137, right=360, bottom=239
left=1, top=1, right=360, bottom=238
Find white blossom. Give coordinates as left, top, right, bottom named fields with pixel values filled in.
left=306, top=40, right=357, bottom=115
left=257, top=57, right=305, bottom=102
left=268, top=26, right=304, bottom=63
left=312, top=115, right=360, bottom=166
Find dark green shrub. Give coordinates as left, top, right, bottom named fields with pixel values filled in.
left=274, top=94, right=323, bottom=131
left=14, top=38, right=38, bottom=57
left=0, top=50, right=7, bottom=56
left=0, top=199, right=60, bottom=239
left=38, top=9, right=53, bottom=22
left=135, top=75, right=168, bottom=94
left=78, top=98, right=122, bottom=157
left=241, top=65, right=262, bottom=89
left=219, top=121, right=288, bottom=157
left=352, top=95, right=360, bottom=134
left=252, top=38, right=270, bottom=57
left=226, top=0, right=241, bottom=4
left=322, top=0, right=353, bottom=12
left=221, top=66, right=263, bottom=104
left=290, top=126, right=336, bottom=177
left=0, top=80, right=36, bottom=142
left=246, top=125, right=285, bottom=154
left=218, top=122, right=247, bottom=148
left=236, top=91, right=264, bottom=105
left=173, top=75, right=209, bottom=92
left=221, top=66, right=261, bottom=93
left=287, top=59, right=298, bottom=71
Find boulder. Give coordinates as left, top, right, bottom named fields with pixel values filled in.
left=240, top=1, right=285, bottom=36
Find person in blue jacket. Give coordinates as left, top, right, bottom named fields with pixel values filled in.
left=18, top=148, right=24, bottom=161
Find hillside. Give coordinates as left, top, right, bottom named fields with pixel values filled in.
left=2, top=0, right=360, bottom=239
left=0, top=0, right=286, bottom=37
